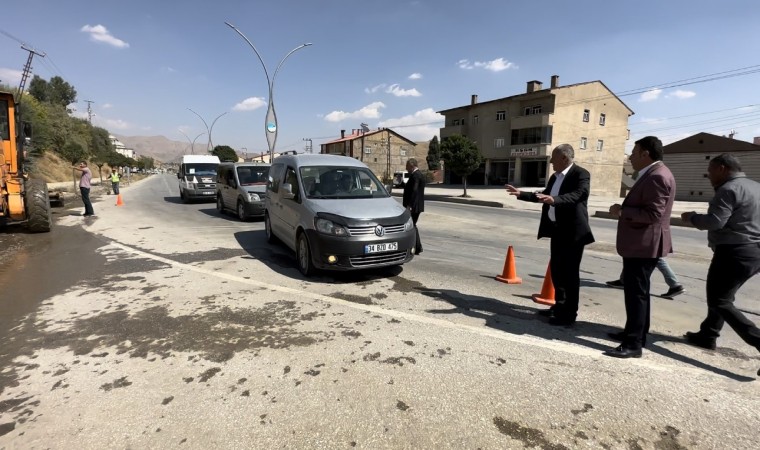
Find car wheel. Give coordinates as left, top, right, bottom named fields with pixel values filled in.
left=296, top=232, right=315, bottom=277
left=265, top=212, right=278, bottom=244
left=237, top=200, right=247, bottom=221
left=216, top=195, right=225, bottom=213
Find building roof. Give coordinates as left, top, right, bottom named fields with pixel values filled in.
left=437, top=80, right=634, bottom=116
left=663, top=132, right=760, bottom=154
left=322, top=128, right=417, bottom=146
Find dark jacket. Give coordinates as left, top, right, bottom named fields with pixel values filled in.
left=517, top=164, right=595, bottom=246
left=402, top=169, right=425, bottom=213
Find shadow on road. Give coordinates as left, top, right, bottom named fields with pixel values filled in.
left=233, top=230, right=406, bottom=284
left=419, top=287, right=755, bottom=382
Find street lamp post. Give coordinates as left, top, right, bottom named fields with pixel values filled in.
left=187, top=109, right=228, bottom=152
left=179, top=130, right=207, bottom=155
left=241, top=147, right=248, bottom=161
left=225, top=22, right=312, bottom=162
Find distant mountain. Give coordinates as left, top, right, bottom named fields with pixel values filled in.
left=113, top=134, right=208, bottom=164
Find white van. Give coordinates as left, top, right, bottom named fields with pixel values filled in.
left=177, top=155, right=220, bottom=202
left=265, top=154, right=416, bottom=276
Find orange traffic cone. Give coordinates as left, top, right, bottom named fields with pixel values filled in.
left=495, top=246, right=522, bottom=284
left=532, top=262, right=555, bottom=306
left=116, top=194, right=124, bottom=206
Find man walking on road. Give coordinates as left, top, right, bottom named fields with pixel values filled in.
left=72, top=161, right=94, bottom=217
left=604, top=136, right=675, bottom=359
left=681, top=154, right=760, bottom=376
left=505, top=144, right=595, bottom=326
left=403, top=158, right=425, bottom=255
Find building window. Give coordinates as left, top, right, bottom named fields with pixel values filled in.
left=400, top=147, right=407, bottom=156
left=496, top=110, right=506, bottom=121
left=599, top=113, right=606, bottom=126
left=524, top=105, right=542, bottom=116
left=580, top=137, right=587, bottom=150
left=596, top=139, right=604, bottom=151
left=510, top=126, right=553, bottom=145
left=583, top=109, right=590, bottom=122
left=452, top=119, right=460, bottom=126
left=494, top=138, right=505, bottom=148
left=364, top=147, right=371, bottom=154
left=472, top=115, right=479, bottom=125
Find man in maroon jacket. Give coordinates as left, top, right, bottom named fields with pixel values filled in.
left=604, top=136, right=675, bottom=358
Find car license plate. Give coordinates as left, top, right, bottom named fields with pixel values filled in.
left=364, top=242, right=398, bottom=254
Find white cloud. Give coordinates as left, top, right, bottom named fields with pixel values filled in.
left=93, top=117, right=131, bottom=130
left=80, top=24, right=130, bottom=48
left=378, top=108, right=444, bottom=141
left=408, top=73, right=422, bottom=80
left=458, top=57, right=517, bottom=72
left=386, top=84, right=422, bottom=97
left=0, top=68, right=23, bottom=85
left=102, top=103, right=113, bottom=109
left=364, top=83, right=386, bottom=94
left=324, top=102, right=386, bottom=122
left=232, top=97, right=266, bottom=111
left=638, top=88, right=662, bottom=102
left=667, top=89, right=696, bottom=100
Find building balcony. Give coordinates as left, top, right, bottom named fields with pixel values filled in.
left=510, top=113, right=553, bottom=129
left=440, top=124, right=466, bottom=138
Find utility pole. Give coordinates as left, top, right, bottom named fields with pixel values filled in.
left=84, top=100, right=95, bottom=123
left=18, top=44, right=46, bottom=100
left=302, top=138, right=312, bottom=154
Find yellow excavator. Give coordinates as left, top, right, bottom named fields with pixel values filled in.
left=0, top=89, right=52, bottom=232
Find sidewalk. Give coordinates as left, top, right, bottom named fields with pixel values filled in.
left=392, top=184, right=709, bottom=227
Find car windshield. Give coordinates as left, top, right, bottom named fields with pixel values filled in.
left=237, top=166, right=269, bottom=185
left=185, top=163, right=217, bottom=176
left=299, top=165, right=389, bottom=199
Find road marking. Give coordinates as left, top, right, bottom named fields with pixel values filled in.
left=107, top=240, right=756, bottom=381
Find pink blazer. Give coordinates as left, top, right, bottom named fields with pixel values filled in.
left=616, top=162, right=676, bottom=258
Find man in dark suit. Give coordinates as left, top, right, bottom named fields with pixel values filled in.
left=506, top=144, right=595, bottom=325
left=403, top=158, right=425, bottom=255
left=604, top=136, right=675, bottom=358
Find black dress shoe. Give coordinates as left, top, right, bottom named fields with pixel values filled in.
left=548, top=316, right=575, bottom=326
left=603, top=345, right=642, bottom=358
left=684, top=331, right=716, bottom=350
left=661, top=285, right=685, bottom=299
left=536, top=309, right=555, bottom=317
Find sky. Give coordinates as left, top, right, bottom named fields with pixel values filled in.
left=2, top=0, right=760, bottom=157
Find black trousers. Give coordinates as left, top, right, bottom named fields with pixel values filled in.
left=549, top=238, right=585, bottom=320
left=621, top=257, right=658, bottom=349
left=80, top=187, right=94, bottom=215
left=411, top=212, right=422, bottom=254
left=112, top=182, right=120, bottom=195
left=699, top=243, right=760, bottom=351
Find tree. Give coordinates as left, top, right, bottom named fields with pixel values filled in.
left=440, top=134, right=482, bottom=197
left=27, top=75, right=77, bottom=108
left=212, top=145, right=238, bottom=162
left=426, top=136, right=441, bottom=170
left=137, top=155, right=155, bottom=170
left=28, top=76, right=49, bottom=103
left=90, top=127, right=115, bottom=181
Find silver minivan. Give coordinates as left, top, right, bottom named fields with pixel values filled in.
left=265, top=154, right=416, bottom=276
left=216, top=162, right=270, bottom=220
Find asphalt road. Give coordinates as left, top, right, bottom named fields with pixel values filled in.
left=0, top=174, right=758, bottom=449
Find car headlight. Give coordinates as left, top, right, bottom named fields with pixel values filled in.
left=404, top=216, right=414, bottom=231
left=248, top=193, right=260, bottom=202
left=315, top=218, right=348, bottom=237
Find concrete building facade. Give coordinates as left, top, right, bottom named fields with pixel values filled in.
left=320, top=128, right=423, bottom=182
left=437, top=75, right=634, bottom=196
left=662, top=132, right=760, bottom=201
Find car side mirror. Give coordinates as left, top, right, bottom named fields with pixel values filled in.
left=282, top=182, right=295, bottom=200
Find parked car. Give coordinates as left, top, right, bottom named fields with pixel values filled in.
left=392, top=170, right=410, bottom=187
left=265, top=154, right=416, bottom=276
left=216, top=162, right=270, bottom=220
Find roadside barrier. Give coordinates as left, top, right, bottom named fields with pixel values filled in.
left=495, top=246, right=522, bottom=284
left=532, top=262, right=555, bottom=305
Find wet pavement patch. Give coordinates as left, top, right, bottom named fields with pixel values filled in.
left=162, top=396, right=174, bottom=405
left=653, top=426, right=687, bottom=450
left=396, top=400, right=409, bottom=411
left=100, top=376, right=132, bottom=392
left=571, top=403, right=593, bottom=415
left=0, top=422, right=15, bottom=437
left=198, top=368, right=221, bottom=383
left=492, top=416, right=569, bottom=450
left=330, top=292, right=375, bottom=305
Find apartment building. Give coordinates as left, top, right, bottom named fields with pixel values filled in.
left=437, top=75, right=634, bottom=196
left=321, top=128, right=422, bottom=182
left=663, top=132, right=760, bottom=201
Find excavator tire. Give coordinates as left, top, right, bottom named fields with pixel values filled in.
left=25, top=179, right=52, bottom=233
